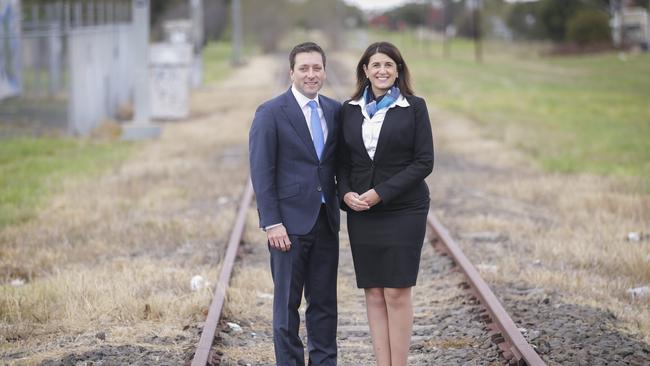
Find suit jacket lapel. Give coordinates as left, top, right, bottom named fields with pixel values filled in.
left=320, top=97, right=336, bottom=156
left=350, top=106, right=373, bottom=162
left=281, top=89, right=318, bottom=161
left=372, top=108, right=395, bottom=162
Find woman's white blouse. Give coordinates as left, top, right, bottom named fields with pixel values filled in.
left=348, top=94, right=410, bottom=160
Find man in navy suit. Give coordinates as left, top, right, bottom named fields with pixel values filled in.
left=249, top=42, right=341, bottom=366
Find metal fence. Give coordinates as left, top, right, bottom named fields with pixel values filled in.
left=0, top=0, right=135, bottom=135
left=1, top=0, right=22, bottom=101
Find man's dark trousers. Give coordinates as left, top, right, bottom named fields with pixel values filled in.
left=270, top=205, right=338, bottom=366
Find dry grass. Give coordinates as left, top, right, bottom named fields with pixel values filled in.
left=0, top=56, right=281, bottom=363
left=1, top=259, right=218, bottom=365
left=423, top=336, right=477, bottom=350
left=223, top=266, right=274, bottom=323
left=218, top=343, right=276, bottom=365
left=213, top=211, right=276, bottom=363
left=429, top=107, right=650, bottom=343
left=1, top=260, right=217, bottom=327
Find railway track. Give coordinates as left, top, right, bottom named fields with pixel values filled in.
left=190, top=56, right=547, bottom=366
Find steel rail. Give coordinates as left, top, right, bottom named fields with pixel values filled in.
left=427, top=211, right=546, bottom=366
left=191, top=179, right=254, bottom=366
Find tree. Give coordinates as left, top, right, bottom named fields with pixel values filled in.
left=384, top=3, right=432, bottom=28
left=150, top=1, right=173, bottom=26
left=239, top=0, right=357, bottom=52
left=536, top=0, right=583, bottom=42
left=567, top=8, right=611, bottom=45
left=242, top=0, right=292, bottom=53
left=507, top=1, right=543, bottom=39
left=506, top=0, right=624, bottom=42
left=204, top=0, right=228, bottom=41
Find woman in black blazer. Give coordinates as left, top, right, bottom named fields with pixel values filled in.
left=338, top=41, right=434, bottom=365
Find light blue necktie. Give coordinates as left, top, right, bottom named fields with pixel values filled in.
left=308, top=100, right=326, bottom=203
left=308, top=100, right=325, bottom=160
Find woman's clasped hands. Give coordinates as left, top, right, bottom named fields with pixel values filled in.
left=344, top=189, right=381, bottom=212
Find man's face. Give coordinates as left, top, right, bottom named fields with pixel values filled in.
left=290, top=51, right=326, bottom=99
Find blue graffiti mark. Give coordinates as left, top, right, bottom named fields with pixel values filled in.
left=1, top=0, right=21, bottom=97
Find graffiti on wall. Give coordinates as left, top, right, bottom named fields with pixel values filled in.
left=0, top=0, right=21, bottom=100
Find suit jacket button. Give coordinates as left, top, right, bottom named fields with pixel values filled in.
left=317, top=186, right=322, bottom=192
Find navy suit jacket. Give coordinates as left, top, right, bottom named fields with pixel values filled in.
left=249, top=88, right=341, bottom=235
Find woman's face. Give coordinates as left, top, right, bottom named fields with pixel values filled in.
left=363, top=52, right=398, bottom=96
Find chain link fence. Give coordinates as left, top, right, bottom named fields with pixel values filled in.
left=0, top=0, right=135, bottom=135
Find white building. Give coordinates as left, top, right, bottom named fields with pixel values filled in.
left=611, top=7, right=650, bottom=48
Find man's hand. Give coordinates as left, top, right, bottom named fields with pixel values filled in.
left=267, top=224, right=291, bottom=252
left=359, top=189, right=382, bottom=207
left=344, top=192, right=370, bottom=211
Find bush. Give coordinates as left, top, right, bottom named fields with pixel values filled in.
left=567, top=9, right=611, bottom=46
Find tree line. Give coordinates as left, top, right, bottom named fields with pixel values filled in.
left=380, top=0, right=649, bottom=45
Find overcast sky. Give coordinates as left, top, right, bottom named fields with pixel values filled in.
left=343, top=0, right=412, bottom=12
left=343, top=0, right=537, bottom=12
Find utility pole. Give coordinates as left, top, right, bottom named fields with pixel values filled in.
left=231, top=0, right=243, bottom=66
left=429, top=0, right=441, bottom=56
left=442, top=0, right=451, bottom=59
left=468, top=0, right=482, bottom=63
left=334, top=0, right=342, bottom=50
left=190, top=0, right=204, bottom=87
left=611, top=0, right=619, bottom=47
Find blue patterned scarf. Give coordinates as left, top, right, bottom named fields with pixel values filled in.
left=364, top=86, right=401, bottom=119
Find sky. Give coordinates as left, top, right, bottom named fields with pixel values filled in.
left=343, top=0, right=538, bottom=12
left=343, top=0, right=412, bottom=12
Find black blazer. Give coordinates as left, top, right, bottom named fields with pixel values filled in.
left=337, top=95, right=434, bottom=212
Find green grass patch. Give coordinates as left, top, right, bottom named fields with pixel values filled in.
left=203, top=41, right=236, bottom=85
left=0, top=136, right=133, bottom=228
left=368, top=32, right=650, bottom=188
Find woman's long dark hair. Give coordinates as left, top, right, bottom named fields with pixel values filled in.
left=351, top=41, right=414, bottom=100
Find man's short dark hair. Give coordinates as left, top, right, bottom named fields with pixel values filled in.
left=289, top=42, right=326, bottom=70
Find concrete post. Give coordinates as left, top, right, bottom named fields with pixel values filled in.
left=121, top=0, right=161, bottom=140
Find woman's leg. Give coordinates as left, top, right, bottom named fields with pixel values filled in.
left=364, top=288, right=391, bottom=366
left=384, top=287, right=413, bottom=366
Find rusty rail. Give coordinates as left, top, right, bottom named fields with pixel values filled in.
left=427, top=211, right=546, bottom=366
left=191, top=179, right=254, bottom=366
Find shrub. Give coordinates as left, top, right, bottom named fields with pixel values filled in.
left=567, top=9, right=611, bottom=46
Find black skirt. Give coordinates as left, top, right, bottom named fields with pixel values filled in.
left=347, top=199, right=428, bottom=288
